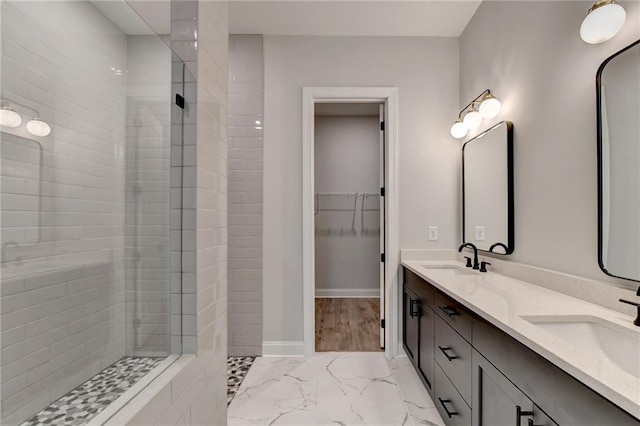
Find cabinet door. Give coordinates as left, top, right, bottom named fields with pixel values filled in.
left=403, top=284, right=420, bottom=365
left=418, top=302, right=435, bottom=390
left=531, top=406, right=559, bottom=426
left=472, top=350, right=535, bottom=426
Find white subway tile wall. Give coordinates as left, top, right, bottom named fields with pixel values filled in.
left=0, top=2, right=128, bottom=423
left=106, top=2, right=229, bottom=424
left=124, top=35, right=173, bottom=356
left=0, top=2, right=175, bottom=424
left=170, top=0, right=199, bottom=356
left=228, top=35, right=263, bottom=356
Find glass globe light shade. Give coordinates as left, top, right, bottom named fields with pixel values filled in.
left=462, top=109, right=482, bottom=130
left=0, top=107, right=22, bottom=128
left=450, top=120, right=468, bottom=139
left=479, top=96, right=501, bottom=119
left=580, top=1, right=626, bottom=44
left=26, top=118, right=51, bottom=137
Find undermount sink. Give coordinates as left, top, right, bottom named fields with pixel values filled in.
left=420, top=265, right=478, bottom=276
left=522, top=315, right=640, bottom=379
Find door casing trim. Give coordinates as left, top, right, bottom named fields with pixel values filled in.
left=302, top=86, right=399, bottom=357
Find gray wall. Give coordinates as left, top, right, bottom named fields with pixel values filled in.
left=314, top=116, right=381, bottom=296
left=263, top=36, right=460, bottom=344
left=228, top=34, right=263, bottom=356
left=460, top=0, right=640, bottom=288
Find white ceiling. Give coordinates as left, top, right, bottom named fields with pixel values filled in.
left=94, top=1, right=482, bottom=38
left=229, top=1, right=482, bottom=37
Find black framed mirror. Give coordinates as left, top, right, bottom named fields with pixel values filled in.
left=462, top=121, right=514, bottom=255
left=597, top=39, right=640, bottom=283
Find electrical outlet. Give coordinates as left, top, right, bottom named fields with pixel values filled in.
left=475, top=226, right=486, bottom=241
left=428, top=226, right=438, bottom=241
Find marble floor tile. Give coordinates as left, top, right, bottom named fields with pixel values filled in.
left=228, top=353, right=445, bottom=426
left=389, top=356, right=421, bottom=384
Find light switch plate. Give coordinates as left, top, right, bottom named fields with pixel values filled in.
left=428, top=226, right=438, bottom=241
left=475, top=226, right=486, bottom=241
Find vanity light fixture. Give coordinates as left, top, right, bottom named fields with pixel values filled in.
left=463, top=106, right=482, bottom=130
left=450, top=118, right=468, bottom=139
left=450, top=89, right=502, bottom=139
left=580, top=0, right=626, bottom=44
left=26, top=118, right=51, bottom=137
left=0, top=99, right=52, bottom=136
left=478, top=92, right=502, bottom=119
left=0, top=102, right=22, bottom=128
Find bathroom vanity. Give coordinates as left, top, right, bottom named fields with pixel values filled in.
left=401, top=261, right=640, bottom=426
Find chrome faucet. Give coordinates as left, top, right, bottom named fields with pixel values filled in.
left=458, top=243, right=479, bottom=270
left=1, top=242, right=20, bottom=265
left=619, top=286, right=640, bottom=327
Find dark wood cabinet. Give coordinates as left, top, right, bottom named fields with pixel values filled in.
left=403, top=284, right=420, bottom=365
left=418, top=298, right=435, bottom=390
left=473, top=317, right=640, bottom=426
left=435, top=363, right=472, bottom=426
left=435, top=315, right=472, bottom=405
left=402, top=267, right=640, bottom=426
left=473, top=350, right=558, bottom=426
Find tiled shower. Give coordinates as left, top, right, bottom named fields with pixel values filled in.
left=0, top=1, right=188, bottom=424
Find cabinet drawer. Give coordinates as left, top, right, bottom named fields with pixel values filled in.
left=404, top=268, right=435, bottom=305
left=434, top=289, right=473, bottom=341
left=435, top=364, right=471, bottom=426
left=435, top=315, right=472, bottom=405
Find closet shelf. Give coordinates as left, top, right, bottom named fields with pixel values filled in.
left=314, top=192, right=381, bottom=215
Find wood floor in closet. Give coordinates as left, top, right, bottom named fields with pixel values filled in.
left=315, top=298, right=383, bottom=352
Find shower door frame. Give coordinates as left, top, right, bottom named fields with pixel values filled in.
left=301, top=86, right=399, bottom=358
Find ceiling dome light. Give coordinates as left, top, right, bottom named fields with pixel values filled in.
left=463, top=108, right=482, bottom=130
left=450, top=119, right=468, bottom=139
left=580, top=0, right=626, bottom=44
left=479, top=94, right=502, bottom=119
left=26, top=118, right=51, bottom=137
left=0, top=106, right=22, bottom=128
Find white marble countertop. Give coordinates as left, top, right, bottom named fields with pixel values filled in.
left=401, top=259, right=640, bottom=420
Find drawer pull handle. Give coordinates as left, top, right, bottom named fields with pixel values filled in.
left=438, top=346, right=459, bottom=361
left=439, top=305, right=460, bottom=317
left=438, top=398, right=459, bottom=418
left=410, top=299, right=421, bottom=318
left=516, top=405, right=534, bottom=426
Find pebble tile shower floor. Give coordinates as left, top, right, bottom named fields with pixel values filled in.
left=21, top=356, right=164, bottom=426
left=227, top=356, right=256, bottom=405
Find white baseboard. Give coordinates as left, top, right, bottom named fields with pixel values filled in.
left=315, top=288, right=380, bottom=298
left=262, top=341, right=305, bottom=357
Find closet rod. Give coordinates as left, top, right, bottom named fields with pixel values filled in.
left=315, top=192, right=380, bottom=197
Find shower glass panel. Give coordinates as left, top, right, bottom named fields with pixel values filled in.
left=0, top=1, right=183, bottom=424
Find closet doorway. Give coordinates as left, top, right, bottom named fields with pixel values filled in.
left=313, top=102, right=385, bottom=352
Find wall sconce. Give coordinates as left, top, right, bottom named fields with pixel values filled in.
left=0, top=102, right=22, bottom=128
left=580, top=0, right=626, bottom=44
left=26, top=118, right=51, bottom=137
left=450, top=90, right=501, bottom=139
left=0, top=100, right=51, bottom=137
